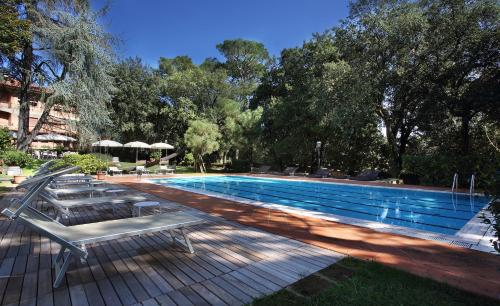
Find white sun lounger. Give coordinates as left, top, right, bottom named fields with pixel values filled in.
left=38, top=191, right=149, bottom=218
left=2, top=204, right=204, bottom=288
left=44, top=185, right=126, bottom=198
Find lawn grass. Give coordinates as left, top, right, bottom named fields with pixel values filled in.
left=252, top=257, right=498, bottom=306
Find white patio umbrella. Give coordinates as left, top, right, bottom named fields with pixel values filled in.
left=123, top=141, right=151, bottom=163
left=91, top=140, right=123, bottom=147
left=150, top=142, right=174, bottom=159
left=91, top=140, right=123, bottom=158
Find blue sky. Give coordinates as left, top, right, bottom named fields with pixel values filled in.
left=91, top=0, right=350, bottom=67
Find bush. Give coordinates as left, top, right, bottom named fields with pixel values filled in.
left=402, top=154, right=500, bottom=187
left=1, top=150, right=35, bottom=168
left=150, top=150, right=161, bottom=161
left=0, top=128, right=13, bottom=153
left=182, top=152, right=194, bottom=166
left=227, top=159, right=251, bottom=172
left=54, top=154, right=107, bottom=174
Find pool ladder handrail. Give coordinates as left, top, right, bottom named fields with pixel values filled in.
left=469, top=174, right=475, bottom=196
left=451, top=173, right=458, bottom=193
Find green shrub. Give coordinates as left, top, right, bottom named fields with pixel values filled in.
left=0, top=128, right=13, bottom=153
left=1, top=150, right=35, bottom=168
left=150, top=150, right=162, bottom=161
left=227, top=159, right=251, bottom=172
left=402, top=154, right=500, bottom=187
left=182, top=152, right=194, bottom=166
left=54, top=154, right=107, bottom=174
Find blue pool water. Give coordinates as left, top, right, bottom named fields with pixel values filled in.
left=151, top=176, right=489, bottom=235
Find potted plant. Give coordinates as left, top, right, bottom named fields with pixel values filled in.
left=96, top=160, right=108, bottom=180
left=1, top=150, right=31, bottom=184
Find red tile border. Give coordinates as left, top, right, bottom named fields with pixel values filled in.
left=107, top=176, right=499, bottom=299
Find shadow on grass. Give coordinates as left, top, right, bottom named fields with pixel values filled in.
left=251, top=257, right=498, bottom=306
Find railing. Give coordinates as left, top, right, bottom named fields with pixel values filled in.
left=451, top=173, right=458, bottom=193
left=469, top=174, right=476, bottom=196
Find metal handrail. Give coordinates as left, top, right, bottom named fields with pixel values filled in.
left=470, top=174, right=476, bottom=195
left=451, top=173, right=458, bottom=193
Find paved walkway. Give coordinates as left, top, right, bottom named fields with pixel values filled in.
left=112, top=177, right=500, bottom=300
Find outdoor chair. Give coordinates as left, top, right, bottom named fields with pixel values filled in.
left=251, top=165, right=271, bottom=174
left=108, top=166, right=123, bottom=176
left=2, top=201, right=204, bottom=288
left=308, top=167, right=331, bottom=178
left=157, top=165, right=175, bottom=174
left=283, top=166, right=299, bottom=176
left=131, top=165, right=150, bottom=176
left=350, top=170, right=381, bottom=181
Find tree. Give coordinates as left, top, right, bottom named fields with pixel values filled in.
left=184, top=119, right=221, bottom=172
left=159, top=56, right=196, bottom=75
left=0, top=0, right=30, bottom=64
left=422, top=0, right=500, bottom=155
left=109, top=58, right=161, bottom=142
left=335, top=0, right=434, bottom=175
left=2, top=0, right=114, bottom=151
left=255, top=33, right=382, bottom=172
left=216, top=39, right=270, bottom=108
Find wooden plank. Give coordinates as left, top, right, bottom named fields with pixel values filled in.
left=2, top=254, right=28, bottom=305
left=166, top=290, right=194, bottom=306
left=68, top=285, right=89, bottom=306
left=200, top=279, right=243, bottom=306
left=36, top=293, right=54, bottom=306
left=190, top=283, right=227, bottom=306
left=0, top=257, right=16, bottom=304
left=220, top=273, right=261, bottom=299
left=237, top=267, right=281, bottom=291
left=246, top=264, right=290, bottom=287
left=178, top=286, right=210, bottom=306
left=154, top=294, right=176, bottom=306
left=104, top=250, right=150, bottom=302
left=83, top=282, right=105, bottom=306
left=133, top=237, right=196, bottom=286
left=210, top=276, right=253, bottom=304
left=108, top=275, right=138, bottom=306
left=95, top=278, right=123, bottom=306
left=229, top=270, right=274, bottom=294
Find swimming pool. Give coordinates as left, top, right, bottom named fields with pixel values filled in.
left=151, top=176, right=489, bottom=235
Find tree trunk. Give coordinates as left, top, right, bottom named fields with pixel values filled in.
left=460, top=115, right=471, bottom=156
left=16, top=44, right=34, bottom=152
left=385, top=122, right=401, bottom=176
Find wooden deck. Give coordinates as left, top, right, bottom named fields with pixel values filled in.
left=0, top=190, right=344, bottom=306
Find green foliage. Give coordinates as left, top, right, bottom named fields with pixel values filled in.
left=184, top=119, right=221, bottom=156
left=0, top=0, right=31, bottom=60
left=216, top=39, right=270, bottom=107
left=402, top=153, right=500, bottom=187
left=184, top=119, right=221, bottom=172
left=4, top=1, right=115, bottom=151
left=182, top=152, right=194, bottom=166
left=0, top=128, right=14, bottom=153
left=56, top=154, right=108, bottom=174
left=255, top=33, right=383, bottom=172
left=227, top=159, right=251, bottom=173
left=1, top=150, right=35, bottom=168
left=150, top=150, right=161, bottom=161
left=109, top=58, right=161, bottom=142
